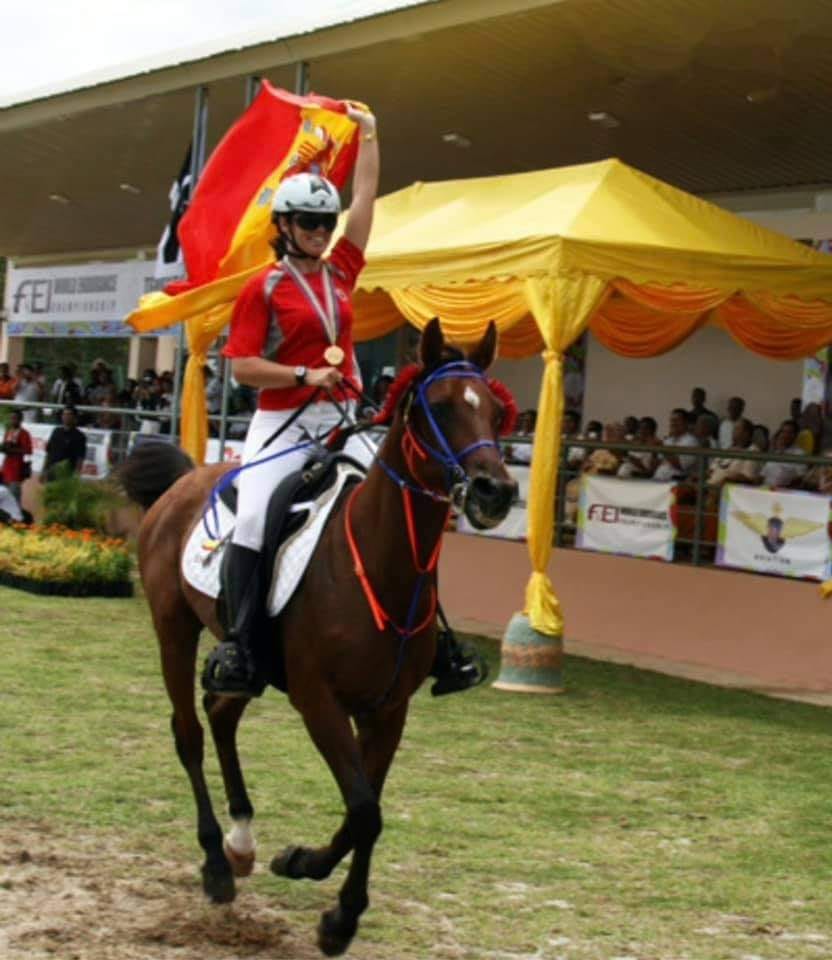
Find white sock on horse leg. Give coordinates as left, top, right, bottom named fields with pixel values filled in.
left=227, top=818, right=255, bottom=854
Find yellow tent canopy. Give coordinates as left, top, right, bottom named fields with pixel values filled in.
left=345, top=158, right=832, bottom=685
left=131, top=158, right=832, bottom=686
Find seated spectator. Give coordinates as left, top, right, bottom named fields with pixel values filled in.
left=796, top=402, right=822, bottom=455
left=504, top=408, right=538, bottom=465
left=42, top=405, right=87, bottom=481
left=803, top=450, right=832, bottom=494
left=693, top=413, right=718, bottom=449
left=718, top=396, right=746, bottom=448
left=789, top=397, right=802, bottom=422
left=564, top=422, right=626, bottom=522
left=562, top=409, right=584, bottom=470
left=582, top=421, right=627, bottom=476
left=624, top=416, right=639, bottom=440
left=707, top=418, right=760, bottom=486
left=14, top=364, right=42, bottom=422
left=618, top=416, right=660, bottom=478
left=752, top=424, right=770, bottom=453
left=654, top=408, right=698, bottom=481
left=0, top=362, right=17, bottom=400
left=760, top=419, right=806, bottom=488
left=584, top=420, right=603, bottom=441
left=687, top=387, right=717, bottom=437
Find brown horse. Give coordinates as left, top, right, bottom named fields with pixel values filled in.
left=120, top=319, right=517, bottom=956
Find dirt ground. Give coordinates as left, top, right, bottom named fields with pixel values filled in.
left=0, top=822, right=329, bottom=960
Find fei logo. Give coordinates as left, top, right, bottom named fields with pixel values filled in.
left=587, top=503, right=619, bottom=523
left=12, top=278, right=51, bottom=314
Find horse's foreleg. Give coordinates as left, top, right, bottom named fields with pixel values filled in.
left=204, top=692, right=256, bottom=877
left=317, top=702, right=408, bottom=956
left=288, top=689, right=407, bottom=956
left=271, top=701, right=408, bottom=885
left=158, top=617, right=235, bottom=905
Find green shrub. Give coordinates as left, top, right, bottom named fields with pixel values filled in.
left=41, top=462, right=121, bottom=532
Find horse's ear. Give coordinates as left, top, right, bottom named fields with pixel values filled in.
left=420, top=317, right=445, bottom=367
left=467, top=321, right=498, bottom=371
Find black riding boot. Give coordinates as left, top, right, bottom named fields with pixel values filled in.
left=430, top=621, right=489, bottom=696
left=202, top=544, right=266, bottom=698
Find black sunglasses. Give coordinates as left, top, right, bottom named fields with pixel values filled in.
left=293, top=211, right=338, bottom=232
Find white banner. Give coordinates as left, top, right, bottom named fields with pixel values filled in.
left=717, top=484, right=831, bottom=581
left=4, top=260, right=175, bottom=337
left=576, top=475, right=676, bottom=561
left=24, top=423, right=111, bottom=479
left=456, top=465, right=529, bottom=541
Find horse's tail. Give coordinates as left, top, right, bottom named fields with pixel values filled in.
left=119, top=441, right=195, bottom=510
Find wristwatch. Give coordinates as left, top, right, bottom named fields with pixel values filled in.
left=294, top=365, right=308, bottom=385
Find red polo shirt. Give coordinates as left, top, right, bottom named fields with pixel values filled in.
left=223, top=237, right=364, bottom=411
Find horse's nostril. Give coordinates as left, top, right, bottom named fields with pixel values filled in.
left=471, top=475, right=499, bottom=500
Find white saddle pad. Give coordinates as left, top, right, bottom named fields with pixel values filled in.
left=181, top=462, right=363, bottom=618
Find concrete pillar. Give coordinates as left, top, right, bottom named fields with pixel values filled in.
left=155, top=335, right=177, bottom=374
left=128, top=336, right=158, bottom=379
left=0, top=333, right=24, bottom=368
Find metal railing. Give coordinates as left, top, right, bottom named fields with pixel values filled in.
left=536, top=437, right=830, bottom=567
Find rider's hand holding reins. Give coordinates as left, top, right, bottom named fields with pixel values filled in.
left=307, top=367, right=342, bottom=390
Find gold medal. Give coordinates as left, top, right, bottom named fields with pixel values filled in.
left=324, top=344, right=345, bottom=366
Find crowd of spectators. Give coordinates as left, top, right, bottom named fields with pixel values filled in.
left=0, top=359, right=261, bottom=436
left=502, top=387, right=832, bottom=525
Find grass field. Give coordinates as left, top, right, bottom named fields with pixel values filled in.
left=2, top=583, right=831, bottom=960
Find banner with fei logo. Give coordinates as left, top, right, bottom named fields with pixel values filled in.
left=717, top=484, right=832, bottom=581
left=576, top=476, right=677, bottom=561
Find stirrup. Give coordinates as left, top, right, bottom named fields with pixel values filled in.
left=430, top=638, right=489, bottom=697
left=201, top=641, right=264, bottom=698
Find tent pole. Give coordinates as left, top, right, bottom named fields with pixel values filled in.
left=171, top=85, right=208, bottom=445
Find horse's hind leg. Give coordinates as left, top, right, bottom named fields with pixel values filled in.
left=157, top=610, right=235, bottom=904
left=204, top=692, right=256, bottom=877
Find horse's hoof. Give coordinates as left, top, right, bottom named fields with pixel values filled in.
left=223, top=838, right=255, bottom=878
left=201, top=862, right=236, bottom=904
left=270, top=845, right=303, bottom=879
left=317, top=907, right=357, bottom=957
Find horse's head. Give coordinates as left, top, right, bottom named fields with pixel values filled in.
left=392, top=318, right=519, bottom=530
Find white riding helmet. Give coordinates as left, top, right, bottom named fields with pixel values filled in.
left=272, top=173, right=341, bottom=215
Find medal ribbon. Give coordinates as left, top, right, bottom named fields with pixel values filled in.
left=283, top=258, right=341, bottom=347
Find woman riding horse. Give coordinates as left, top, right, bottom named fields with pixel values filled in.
left=120, top=320, right=517, bottom=956
left=201, top=104, right=477, bottom=698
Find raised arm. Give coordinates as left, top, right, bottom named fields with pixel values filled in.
left=343, top=105, right=379, bottom=253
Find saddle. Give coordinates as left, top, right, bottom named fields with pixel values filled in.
left=214, top=451, right=364, bottom=691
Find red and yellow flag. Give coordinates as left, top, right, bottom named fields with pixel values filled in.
left=128, top=81, right=359, bottom=333
left=127, top=82, right=361, bottom=463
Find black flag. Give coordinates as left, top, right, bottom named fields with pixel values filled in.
left=155, top=145, right=192, bottom=280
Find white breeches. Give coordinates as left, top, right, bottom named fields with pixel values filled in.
left=231, top=404, right=376, bottom=551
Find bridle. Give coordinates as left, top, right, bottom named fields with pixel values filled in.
left=344, top=359, right=509, bottom=708
left=374, top=360, right=504, bottom=510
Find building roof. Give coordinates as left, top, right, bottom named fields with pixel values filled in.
left=3, top=0, right=832, bottom=261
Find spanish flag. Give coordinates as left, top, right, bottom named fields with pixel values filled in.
left=127, top=81, right=361, bottom=463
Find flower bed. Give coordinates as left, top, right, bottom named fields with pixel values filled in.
left=0, top=524, right=133, bottom=597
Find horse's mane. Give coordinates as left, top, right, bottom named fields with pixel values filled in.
left=372, top=351, right=518, bottom=437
